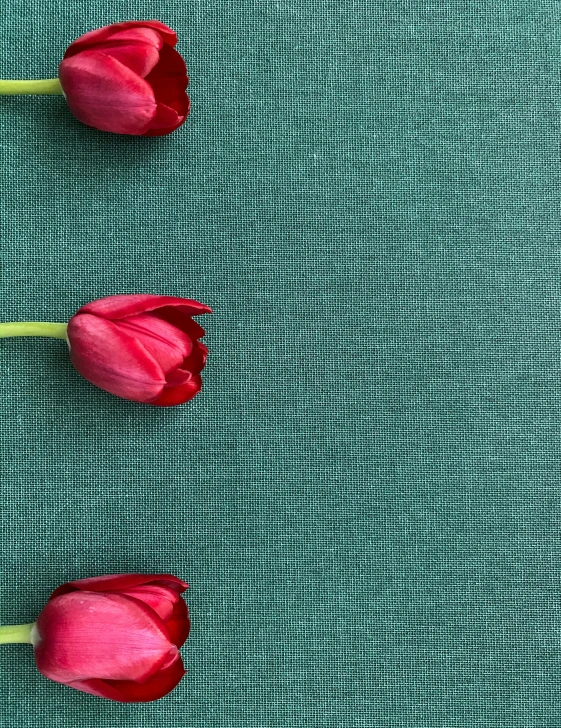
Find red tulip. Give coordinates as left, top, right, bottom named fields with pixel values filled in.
left=57, top=21, right=190, bottom=136
left=0, top=293, right=211, bottom=406
left=30, top=574, right=190, bottom=701
left=66, top=294, right=211, bottom=406
left=0, top=20, right=189, bottom=136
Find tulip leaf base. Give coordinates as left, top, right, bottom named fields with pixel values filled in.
left=0, top=322, right=68, bottom=339
left=0, top=79, right=63, bottom=96
left=0, top=623, right=34, bottom=644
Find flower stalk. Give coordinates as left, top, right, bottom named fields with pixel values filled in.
left=0, top=79, right=63, bottom=95
left=0, top=322, right=68, bottom=340
left=0, top=623, right=34, bottom=644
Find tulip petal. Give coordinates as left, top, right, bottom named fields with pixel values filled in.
left=152, top=374, right=203, bottom=407
left=78, top=294, right=212, bottom=320
left=181, top=341, right=209, bottom=375
left=59, top=51, right=158, bottom=135
left=119, top=586, right=190, bottom=646
left=67, top=314, right=166, bottom=402
left=116, top=314, right=193, bottom=374
left=143, top=102, right=186, bottom=137
left=158, top=341, right=208, bottom=388
left=34, top=593, right=176, bottom=683
left=155, top=309, right=207, bottom=341
left=165, top=347, right=206, bottom=385
left=164, top=367, right=194, bottom=386
left=98, top=28, right=164, bottom=50
left=163, top=595, right=191, bottom=648
left=66, top=655, right=186, bottom=702
left=150, top=42, right=187, bottom=76
left=50, top=574, right=188, bottom=599
left=144, top=45, right=189, bottom=110
left=197, top=342, right=209, bottom=366
left=63, top=21, right=177, bottom=58
left=99, top=42, right=161, bottom=78
left=120, top=586, right=177, bottom=621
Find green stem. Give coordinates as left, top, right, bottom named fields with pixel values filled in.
left=0, top=322, right=68, bottom=340
left=0, top=79, right=63, bottom=96
left=0, top=624, right=34, bottom=644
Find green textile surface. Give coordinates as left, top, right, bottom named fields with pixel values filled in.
left=3, top=1, right=561, bottom=726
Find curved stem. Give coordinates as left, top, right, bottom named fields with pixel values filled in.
left=0, top=79, right=63, bottom=96
left=0, top=322, right=68, bottom=340
left=0, top=623, right=34, bottom=644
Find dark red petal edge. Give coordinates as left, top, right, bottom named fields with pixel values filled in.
left=66, top=656, right=186, bottom=702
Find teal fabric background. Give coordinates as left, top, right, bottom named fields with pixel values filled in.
left=2, top=1, right=561, bottom=726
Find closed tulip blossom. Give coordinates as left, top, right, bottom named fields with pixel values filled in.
left=0, top=574, right=190, bottom=702
left=0, top=294, right=211, bottom=406
left=0, top=21, right=190, bottom=136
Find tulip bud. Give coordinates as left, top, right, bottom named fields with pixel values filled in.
left=0, top=21, right=190, bottom=136
left=0, top=293, right=211, bottom=406
left=0, top=574, right=190, bottom=702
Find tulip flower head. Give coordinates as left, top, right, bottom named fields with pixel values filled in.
left=66, top=294, right=211, bottom=405
left=0, top=21, right=190, bottom=136
left=0, top=574, right=190, bottom=702
left=0, top=293, right=211, bottom=406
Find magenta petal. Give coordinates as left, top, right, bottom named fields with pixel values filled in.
left=155, top=310, right=207, bottom=341
left=144, top=102, right=184, bottom=135
left=152, top=374, right=203, bottom=407
left=144, top=45, right=189, bottom=108
left=50, top=574, right=188, bottom=599
left=180, top=341, right=209, bottom=376
left=164, top=366, right=194, bottom=386
left=34, top=593, right=176, bottom=684
left=78, top=294, right=211, bottom=320
left=116, top=314, right=193, bottom=374
left=67, top=314, right=165, bottom=402
left=66, top=656, right=186, bottom=702
left=119, top=586, right=177, bottom=621
left=98, top=27, right=164, bottom=50
left=100, top=42, right=161, bottom=78
left=59, top=51, right=157, bottom=135
left=163, top=596, right=191, bottom=648
left=64, top=21, right=177, bottom=58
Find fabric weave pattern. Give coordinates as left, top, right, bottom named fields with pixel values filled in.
left=1, top=2, right=559, bottom=726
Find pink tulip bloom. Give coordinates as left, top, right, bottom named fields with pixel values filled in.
left=0, top=574, right=189, bottom=702
left=67, top=294, right=211, bottom=406
left=0, top=294, right=211, bottom=406
left=58, top=21, right=190, bottom=135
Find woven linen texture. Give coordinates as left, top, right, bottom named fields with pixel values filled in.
left=2, top=1, right=560, bottom=726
